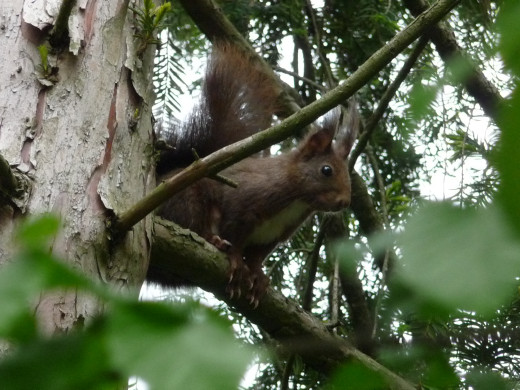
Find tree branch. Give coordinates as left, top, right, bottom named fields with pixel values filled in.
left=403, top=0, right=503, bottom=121
left=302, top=221, right=327, bottom=310
left=176, top=0, right=250, bottom=47
left=324, top=213, right=377, bottom=356
left=349, top=170, right=393, bottom=273
left=273, top=66, right=326, bottom=93
left=178, top=0, right=302, bottom=118
left=113, top=0, right=461, bottom=235
left=151, top=217, right=416, bottom=390
left=349, top=36, right=430, bottom=171
left=346, top=37, right=429, bottom=277
left=294, top=33, right=319, bottom=103
left=349, top=171, right=385, bottom=240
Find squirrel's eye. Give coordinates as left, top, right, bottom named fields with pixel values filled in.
left=321, top=165, right=333, bottom=177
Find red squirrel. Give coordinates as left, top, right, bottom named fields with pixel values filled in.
left=149, top=44, right=358, bottom=307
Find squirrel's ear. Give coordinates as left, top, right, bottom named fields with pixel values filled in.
left=298, top=109, right=341, bottom=157
left=298, top=124, right=335, bottom=157
left=336, top=99, right=359, bottom=159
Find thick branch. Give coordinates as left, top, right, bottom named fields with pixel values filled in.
left=114, top=0, right=461, bottom=234
left=151, top=218, right=416, bottom=389
left=350, top=171, right=385, bottom=238
left=177, top=0, right=250, bottom=48
left=403, top=0, right=503, bottom=121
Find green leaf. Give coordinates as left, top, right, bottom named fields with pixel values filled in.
left=496, top=88, right=520, bottom=235
left=38, top=44, right=49, bottom=72
left=0, top=250, right=94, bottom=339
left=497, top=0, right=520, bottom=75
left=327, top=361, right=386, bottom=389
left=0, top=215, right=101, bottom=340
left=0, top=323, right=119, bottom=390
left=423, top=352, right=460, bottom=388
left=15, top=214, right=60, bottom=249
left=106, top=301, right=253, bottom=390
left=466, top=368, right=510, bottom=390
left=445, top=54, right=475, bottom=86
left=395, top=203, right=519, bottom=317
left=153, top=2, right=172, bottom=27
left=496, top=0, right=520, bottom=236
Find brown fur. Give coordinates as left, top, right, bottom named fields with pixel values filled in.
left=156, top=43, right=279, bottom=172
left=150, top=44, right=358, bottom=306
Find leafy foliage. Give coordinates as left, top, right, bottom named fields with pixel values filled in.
left=2, top=0, right=520, bottom=389
left=0, top=215, right=252, bottom=390
left=130, top=0, right=171, bottom=56
left=152, top=6, right=207, bottom=120
left=153, top=39, right=188, bottom=117
left=150, top=1, right=518, bottom=389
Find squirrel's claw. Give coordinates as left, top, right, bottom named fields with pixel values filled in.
left=249, top=294, right=262, bottom=309
left=226, top=273, right=242, bottom=300
left=210, top=235, right=232, bottom=252
left=245, top=269, right=269, bottom=309
left=226, top=254, right=246, bottom=300
left=225, top=254, right=267, bottom=308
left=226, top=283, right=241, bottom=300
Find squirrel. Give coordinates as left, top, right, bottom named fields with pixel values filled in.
left=148, top=43, right=359, bottom=307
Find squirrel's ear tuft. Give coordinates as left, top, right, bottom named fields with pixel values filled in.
left=298, top=120, right=335, bottom=158
left=337, top=98, right=359, bottom=159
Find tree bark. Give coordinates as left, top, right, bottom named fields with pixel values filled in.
left=0, top=1, right=155, bottom=334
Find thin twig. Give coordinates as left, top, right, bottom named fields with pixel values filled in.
left=191, top=148, right=238, bottom=187
left=349, top=35, right=430, bottom=172
left=365, top=145, right=391, bottom=337
left=274, top=66, right=326, bottom=92
left=302, top=221, right=328, bottom=310
left=304, top=0, right=335, bottom=87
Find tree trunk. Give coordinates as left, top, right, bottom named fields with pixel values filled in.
left=0, top=0, right=155, bottom=334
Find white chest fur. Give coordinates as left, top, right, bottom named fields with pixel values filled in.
left=246, top=201, right=310, bottom=245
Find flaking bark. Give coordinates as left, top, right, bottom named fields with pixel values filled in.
left=0, top=0, right=155, bottom=334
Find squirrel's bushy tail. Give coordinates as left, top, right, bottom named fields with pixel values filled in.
left=157, top=43, right=279, bottom=173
